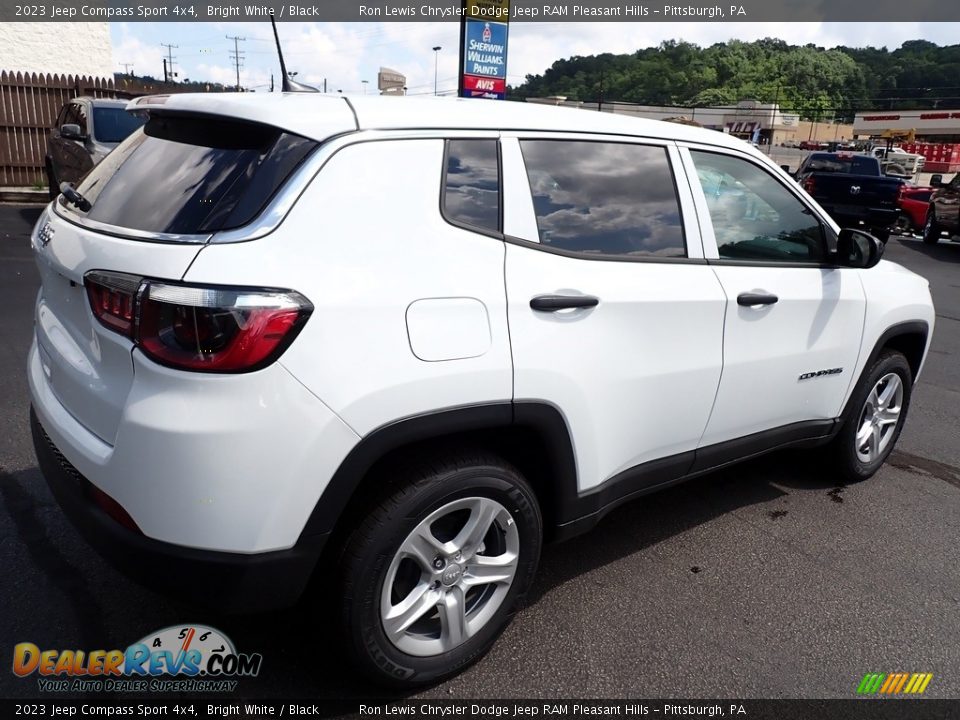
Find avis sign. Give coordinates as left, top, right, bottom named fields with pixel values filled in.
left=460, top=14, right=509, bottom=100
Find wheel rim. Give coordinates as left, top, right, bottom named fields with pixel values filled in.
left=380, top=496, right=519, bottom=657
left=855, top=372, right=904, bottom=464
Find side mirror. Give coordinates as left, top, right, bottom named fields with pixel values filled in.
left=780, top=164, right=791, bottom=173
left=930, top=174, right=943, bottom=187
left=60, top=123, right=84, bottom=140
left=837, top=228, right=884, bottom=269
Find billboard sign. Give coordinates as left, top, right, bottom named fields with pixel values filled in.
left=459, top=0, right=509, bottom=100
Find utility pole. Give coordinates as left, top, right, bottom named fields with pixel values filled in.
left=161, top=43, right=178, bottom=83
left=270, top=73, right=274, bottom=92
left=226, top=35, right=246, bottom=91
left=163, top=58, right=168, bottom=83
left=120, top=63, right=134, bottom=77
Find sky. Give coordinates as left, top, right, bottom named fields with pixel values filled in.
left=109, top=22, right=959, bottom=96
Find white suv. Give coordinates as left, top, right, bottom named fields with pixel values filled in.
left=29, top=94, right=934, bottom=686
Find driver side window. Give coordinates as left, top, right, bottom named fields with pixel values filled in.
left=690, top=150, right=826, bottom=263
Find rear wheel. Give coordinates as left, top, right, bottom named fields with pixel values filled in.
left=337, top=451, right=542, bottom=687
left=923, top=208, right=941, bottom=245
left=829, top=350, right=912, bottom=483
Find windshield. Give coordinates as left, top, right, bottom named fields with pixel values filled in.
left=91, top=107, right=147, bottom=144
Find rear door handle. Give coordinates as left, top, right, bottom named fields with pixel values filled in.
left=737, top=292, right=779, bottom=307
left=530, top=294, right=600, bottom=312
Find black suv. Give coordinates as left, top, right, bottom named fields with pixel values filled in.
left=45, top=97, right=146, bottom=199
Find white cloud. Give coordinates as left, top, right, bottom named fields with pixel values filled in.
left=113, top=21, right=960, bottom=94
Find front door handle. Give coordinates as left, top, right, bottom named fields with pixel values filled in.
left=737, top=292, right=779, bottom=307
left=530, top=294, right=600, bottom=312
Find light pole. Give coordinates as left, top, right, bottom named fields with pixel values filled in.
left=432, top=46, right=442, bottom=96
left=362, top=79, right=369, bottom=95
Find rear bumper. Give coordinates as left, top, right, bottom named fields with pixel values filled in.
left=32, top=407, right=326, bottom=613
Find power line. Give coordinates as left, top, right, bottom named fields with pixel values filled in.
left=226, top=35, right=247, bottom=91
left=161, top=43, right=178, bottom=82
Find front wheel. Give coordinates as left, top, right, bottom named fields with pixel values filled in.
left=337, top=451, right=542, bottom=687
left=923, top=209, right=941, bottom=245
left=829, top=350, right=912, bottom=483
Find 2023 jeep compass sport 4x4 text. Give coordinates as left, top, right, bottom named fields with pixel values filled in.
left=30, top=94, right=934, bottom=686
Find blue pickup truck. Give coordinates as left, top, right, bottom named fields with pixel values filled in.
left=795, top=153, right=903, bottom=243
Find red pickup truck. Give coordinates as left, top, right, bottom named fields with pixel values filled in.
left=897, top=186, right=932, bottom=233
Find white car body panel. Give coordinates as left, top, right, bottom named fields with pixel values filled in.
left=698, top=265, right=866, bottom=446
left=29, top=94, right=935, bottom=562
left=185, top=136, right=513, bottom=437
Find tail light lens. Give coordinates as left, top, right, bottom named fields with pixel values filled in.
left=802, top=176, right=816, bottom=195
left=84, top=273, right=312, bottom=373
left=85, top=271, right=140, bottom=338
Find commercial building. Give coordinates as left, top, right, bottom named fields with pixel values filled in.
left=853, top=110, right=960, bottom=143
left=527, top=97, right=853, bottom=145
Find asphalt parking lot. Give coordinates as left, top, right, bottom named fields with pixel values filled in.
left=1, top=203, right=959, bottom=702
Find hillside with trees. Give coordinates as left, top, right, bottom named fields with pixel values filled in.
left=509, top=39, right=960, bottom=120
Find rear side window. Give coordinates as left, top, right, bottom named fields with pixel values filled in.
left=66, top=114, right=317, bottom=235
left=519, top=140, right=686, bottom=258
left=803, top=154, right=876, bottom=175
left=443, top=139, right=500, bottom=233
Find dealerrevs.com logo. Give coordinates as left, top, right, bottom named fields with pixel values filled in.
left=13, top=624, right=262, bottom=693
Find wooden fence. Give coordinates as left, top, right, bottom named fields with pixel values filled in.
left=0, top=71, right=116, bottom=187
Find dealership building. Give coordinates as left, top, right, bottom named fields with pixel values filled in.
left=853, top=110, right=960, bottom=143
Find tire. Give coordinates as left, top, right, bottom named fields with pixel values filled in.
left=829, top=350, right=913, bottom=484
left=337, top=451, right=542, bottom=687
left=923, top=208, right=941, bottom=245
left=44, top=158, right=59, bottom=201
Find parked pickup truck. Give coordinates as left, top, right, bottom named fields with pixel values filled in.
left=923, top=173, right=960, bottom=244
left=869, top=146, right=925, bottom=177
left=795, top=153, right=903, bottom=243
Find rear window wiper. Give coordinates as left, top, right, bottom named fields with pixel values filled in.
left=59, top=182, right=92, bottom=212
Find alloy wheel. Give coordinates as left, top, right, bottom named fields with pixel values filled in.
left=380, top=496, right=519, bottom=657
left=855, top=372, right=904, bottom=464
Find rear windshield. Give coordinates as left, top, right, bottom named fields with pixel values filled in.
left=803, top=154, right=878, bottom=175
left=92, top=106, right=146, bottom=144
left=63, top=113, right=318, bottom=235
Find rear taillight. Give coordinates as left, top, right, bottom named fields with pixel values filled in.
left=802, top=176, right=816, bottom=195
left=85, top=271, right=140, bottom=338
left=83, top=273, right=312, bottom=373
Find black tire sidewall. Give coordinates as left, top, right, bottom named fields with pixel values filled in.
left=923, top=210, right=940, bottom=244
left=45, top=158, right=58, bottom=200
left=835, top=352, right=912, bottom=481
left=342, top=463, right=541, bottom=687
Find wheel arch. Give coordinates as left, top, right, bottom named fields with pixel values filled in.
left=299, top=401, right=580, bottom=559
left=842, top=320, right=929, bottom=420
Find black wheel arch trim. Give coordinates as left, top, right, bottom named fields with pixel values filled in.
left=299, top=402, right=859, bottom=549
left=839, top=319, right=929, bottom=420
left=298, top=401, right=579, bottom=540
